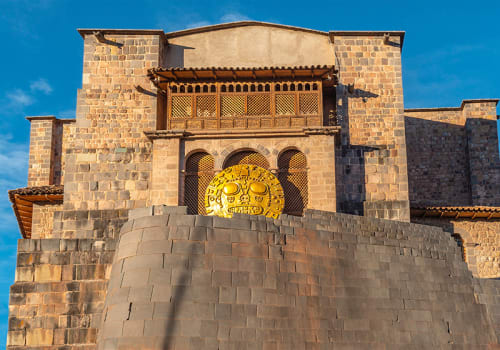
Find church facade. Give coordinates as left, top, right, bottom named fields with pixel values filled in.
left=7, top=22, right=500, bottom=348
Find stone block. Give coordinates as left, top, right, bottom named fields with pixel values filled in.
left=195, top=215, right=213, bottom=228
left=122, top=320, right=145, bottom=337
left=169, top=226, right=190, bottom=240
left=213, top=216, right=232, bottom=229
left=133, top=215, right=168, bottom=229
left=189, top=226, right=207, bottom=241
left=26, top=328, right=54, bottom=346
left=7, top=330, right=25, bottom=346
left=15, top=267, right=34, bottom=282
left=149, top=268, right=172, bottom=285
left=141, top=226, right=168, bottom=242
left=138, top=240, right=172, bottom=255
left=115, top=242, right=139, bottom=261
left=106, top=302, right=131, bottom=322
left=123, top=254, right=163, bottom=270
left=151, top=285, right=173, bottom=303
left=121, top=268, right=150, bottom=287
left=172, top=241, right=205, bottom=255
left=168, top=214, right=196, bottom=227
left=128, top=285, right=153, bottom=302
left=34, top=265, right=62, bottom=282
left=128, top=207, right=153, bottom=220
left=129, top=301, right=154, bottom=321
left=232, top=243, right=267, bottom=258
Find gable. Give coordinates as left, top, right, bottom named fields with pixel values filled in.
left=165, top=23, right=334, bottom=68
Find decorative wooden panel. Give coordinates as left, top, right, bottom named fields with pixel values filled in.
left=278, top=150, right=308, bottom=216
left=184, top=152, right=214, bottom=215
left=196, top=95, right=216, bottom=118
left=224, top=151, right=270, bottom=169
left=221, top=95, right=245, bottom=117
left=171, top=96, right=192, bottom=118
left=166, top=80, right=322, bottom=130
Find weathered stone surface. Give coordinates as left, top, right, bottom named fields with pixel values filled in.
left=94, top=209, right=500, bottom=349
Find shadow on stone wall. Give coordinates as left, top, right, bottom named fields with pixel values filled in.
left=404, top=116, right=472, bottom=206
left=164, top=44, right=195, bottom=68
left=335, top=84, right=381, bottom=215
left=96, top=206, right=499, bottom=349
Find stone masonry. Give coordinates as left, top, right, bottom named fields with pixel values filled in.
left=97, top=206, right=498, bottom=349
left=405, top=100, right=500, bottom=207
left=332, top=33, right=410, bottom=222
left=6, top=21, right=500, bottom=349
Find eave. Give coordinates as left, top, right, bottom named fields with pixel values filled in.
left=410, top=206, right=500, bottom=220
left=148, top=65, right=337, bottom=87
left=8, top=185, right=64, bottom=239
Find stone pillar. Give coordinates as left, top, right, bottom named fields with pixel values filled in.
left=307, top=134, right=336, bottom=212
left=63, top=30, right=166, bottom=212
left=26, top=116, right=57, bottom=186
left=332, top=32, right=410, bottom=221
left=150, top=137, right=181, bottom=206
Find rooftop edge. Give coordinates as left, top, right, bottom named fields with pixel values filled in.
left=405, top=99, right=499, bottom=113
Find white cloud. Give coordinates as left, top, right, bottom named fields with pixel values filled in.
left=186, top=20, right=212, bottom=29
left=0, top=135, right=29, bottom=238
left=220, top=12, right=251, bottom=23
left=0, top=136, right=29, bottom=181
left=5, top=89, right=34, bottom=109
left=176, top=12, right=253, bottom=31
left=30, top=78, right=52, bottom=95
left=58, top=109, right=75, bottom=118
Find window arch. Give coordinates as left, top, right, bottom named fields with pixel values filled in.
left=278, top=149, right=308, bottom=216
left=224, top=150, right=270, bottom=169
left=184, top=152, right=214, bottom=215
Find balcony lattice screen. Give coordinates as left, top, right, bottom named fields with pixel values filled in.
left=167, top=81, right=322, bottom=130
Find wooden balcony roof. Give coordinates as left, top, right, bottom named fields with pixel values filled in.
left=8, top=185, right=64, bottom=238
left=411, top=206, right=500, bottom=220
left=148, top=65, right=337, bottom=86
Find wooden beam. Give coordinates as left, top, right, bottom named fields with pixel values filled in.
left=191, top=69, right=198, bottom=80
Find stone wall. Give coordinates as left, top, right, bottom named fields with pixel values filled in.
left=412, top=217, right=500, bottom=278
left=63, top=31, right=164, bottom=213
left=150, top=133, right=337, bottom=213
left=27, top=117, right=74, bottom=187
left=332, top=33, right=409, bottom=221
left=51, top=209, right=128, bottom=240
left=474, top=278, right=500, bottom=341
left=97, top=206, right=498, bottom=349
left=165, top=24, right=333, bottom=68
left=405, top=100, right=499, bottom=207
left=31, top=203, right=63, bottom=239
left=7, top=238, right=116, bottom=349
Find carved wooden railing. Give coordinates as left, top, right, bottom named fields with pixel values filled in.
left=166, top=80, right=323, bottom=130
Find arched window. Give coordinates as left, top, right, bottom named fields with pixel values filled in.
left=278, top=150, right=308, bottom=216
left=184, top=152, right=214, bottom=215
left=224, top=150, right=269, bottom=169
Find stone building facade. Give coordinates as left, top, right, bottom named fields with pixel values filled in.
left=6, top=21, right=500, bottom=348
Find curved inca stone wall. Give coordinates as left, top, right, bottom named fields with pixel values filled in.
left=98, top=206, right=499, bottom=349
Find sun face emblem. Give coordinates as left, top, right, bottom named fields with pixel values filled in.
left=205, top=164, right=284, bottom=219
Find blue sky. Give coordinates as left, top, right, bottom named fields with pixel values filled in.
left=0, top=0, right=499, bottom=347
